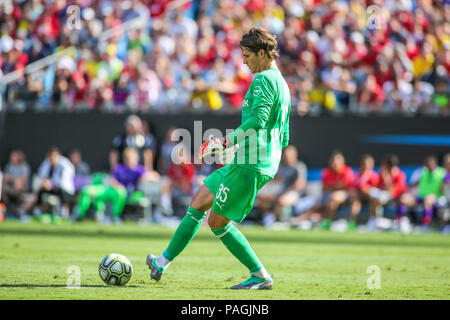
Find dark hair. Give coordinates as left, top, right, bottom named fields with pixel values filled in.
left=240, top=27, right=279, bottom=60
left=360, top=154, right=374, bottom=163
left=47, top=146, right=60, bottom=156
left=424, top=154, right=437, bottom=165
left=11, top=150, right=26, bottom=163
left=381, top=154, right=399, bottom=168
left=443, top=153, right=450, bottom=164
left=330, top=150, right=344, bottom=159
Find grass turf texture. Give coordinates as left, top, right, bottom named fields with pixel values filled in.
left=0, top=220, right=449, bottom=300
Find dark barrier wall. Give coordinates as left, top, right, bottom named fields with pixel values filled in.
left=1, top=112, right=450, bottom=171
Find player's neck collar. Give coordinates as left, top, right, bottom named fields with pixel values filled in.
left=259, top=62, right=279, bottom=73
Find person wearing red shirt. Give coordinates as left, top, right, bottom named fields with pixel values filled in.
left=377, top=155, right=407, bottom=201
left=168, top=154, right=196, bottom=196
left=366, top=154, right=408, bottom=230
left=358, top=74, right=386, bottom=111
left=167, top=149, right=196, bottom=217
left=349, top=154, right=380, bottom=230
left=320, top=151, right=354, bottom=230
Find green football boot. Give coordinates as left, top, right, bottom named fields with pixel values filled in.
left=230, top=274, right=273, bottom=290
left=146, top=254, right=164, bottom=281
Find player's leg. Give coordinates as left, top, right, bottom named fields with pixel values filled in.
left=398, top=192, right=415, bottom=219
left=349, top=189, right=361, bottom=220
left=322, top=190, right=348, bottom=229
left=207, top=166, right=273, bottom=289
left=274, top=190, right=299, bottom=220
left=367, top=197, right=381, bottom=230
left=209, top=210, right=272, bottom=290
left=423, top=194, right=437, bottom=225
left=146, top=184, right=215, bottom=281
left=106, top=185, right=127, bottom=223
left=77, top=186, right=93, bottom=219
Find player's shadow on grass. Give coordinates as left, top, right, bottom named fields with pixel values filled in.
left=0, top=284, right=139, bottom=288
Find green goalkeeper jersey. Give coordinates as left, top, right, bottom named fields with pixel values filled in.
left=227, top=67, right=291, bottom=178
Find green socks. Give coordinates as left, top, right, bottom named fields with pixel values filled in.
left=162, top=206, right=207, bottom=262
left=158, top=208, right=269, bottom=280
left=212, top=222, right=268, bottom=277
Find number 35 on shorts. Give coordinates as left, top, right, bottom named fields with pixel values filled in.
left=215, top=184, right=229, bottom=203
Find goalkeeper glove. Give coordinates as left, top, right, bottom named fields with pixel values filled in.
left=198, top=135, right=239, bottom=164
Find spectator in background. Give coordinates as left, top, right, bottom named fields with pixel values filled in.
left=77, top=147, right=159, bottom=224
left=410, top=78, right=435, bottom=115
left=398, top=155, right=446, bottom=228
left=110, top=147, right=160, bottom=223
left=158, top=126, right=177, bottom=175
left=368, top=154, right=408, bottom=231
left=35, top=147, right=75, bottom=218
left=320, top=151, right=354, bottom=230
left=15, top=73, right=43, bottom=111
left=75, top=172, right=116, bottom=224
left=257, top=145, right=308, bottom=226
left=2, top=0, right=449, bottom=116
left=1, top=150, right=31, bottom=220
left=441, top=153, right=450, bottom=234
left=433, top=78, right=450, bottom=116
left=110, top=114, right=156, bottom=171
left=358, top=74, right=385, bottom=113
left=141, top=119, right=158, bottom=168
left=349, top=154, right=380, bottom=231
left=69, top=149, right=91, bottom=193
left=167, top=147, right=196, bottom=217
left=382, top=75, right=414, bottom=114
left=112, top=147, right=159, bottom=196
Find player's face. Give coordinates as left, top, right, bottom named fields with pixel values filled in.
left=283, top=148, right=297, bottom=166
left=49, top=152, right=59, bottom=165
left=241, top=48, right=261, bottom=73
left=425, top=159, right=436, bottom=171
left=361, top=157, right=374, bottom=171
left=331, top=155, right=344, bottom=172
left=445, top=159, right=450, bottom=172
left=70, top=152, right=81, bottom=165
left=10, top=152, right=19, bottom=164
left=381, top=164, right=392, bottom=176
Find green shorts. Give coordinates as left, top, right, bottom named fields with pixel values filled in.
left=203, top=164, right=272, bottom=223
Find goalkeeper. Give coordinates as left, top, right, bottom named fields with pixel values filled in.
left=146, top=27, right=291, bottom=290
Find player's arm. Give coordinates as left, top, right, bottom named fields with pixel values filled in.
left=143, top=148, right=154, bottom=170
left=282, top=104, right=290, bottom=149
left=198, top=75, right=274, bottom=161
left=228, top=75, right=274, bottom=145
left=198, top=109, right=269, bottom=162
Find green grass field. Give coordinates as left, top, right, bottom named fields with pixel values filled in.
left=0, top=220, right=449, bottom=300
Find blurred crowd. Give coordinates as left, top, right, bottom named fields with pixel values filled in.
left=1, top=0, right=449, bottom=116
left=1, top=114, right=450, bottom=233
left=255, top=148, right=450, bottom=233
left=0, top=115, right=219, bottom=225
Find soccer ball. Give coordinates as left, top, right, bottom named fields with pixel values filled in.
left=98, top=253, right=133, bottom=286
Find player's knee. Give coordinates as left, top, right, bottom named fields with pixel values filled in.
left=207, top=214, right=220, bottom=229
left=208, top=212, right=229, bottom=230
left=190, top=185, right=214, bottom=212
left=424, top=194, right=437, bottom=206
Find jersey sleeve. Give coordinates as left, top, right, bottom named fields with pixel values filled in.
left=282, top=114, right=290, bottom=149
left=228, top=74, right=275, bottom=145
left=112, top=135, right=123, bottom=150
left=250, top=74, right=275, bottom=128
